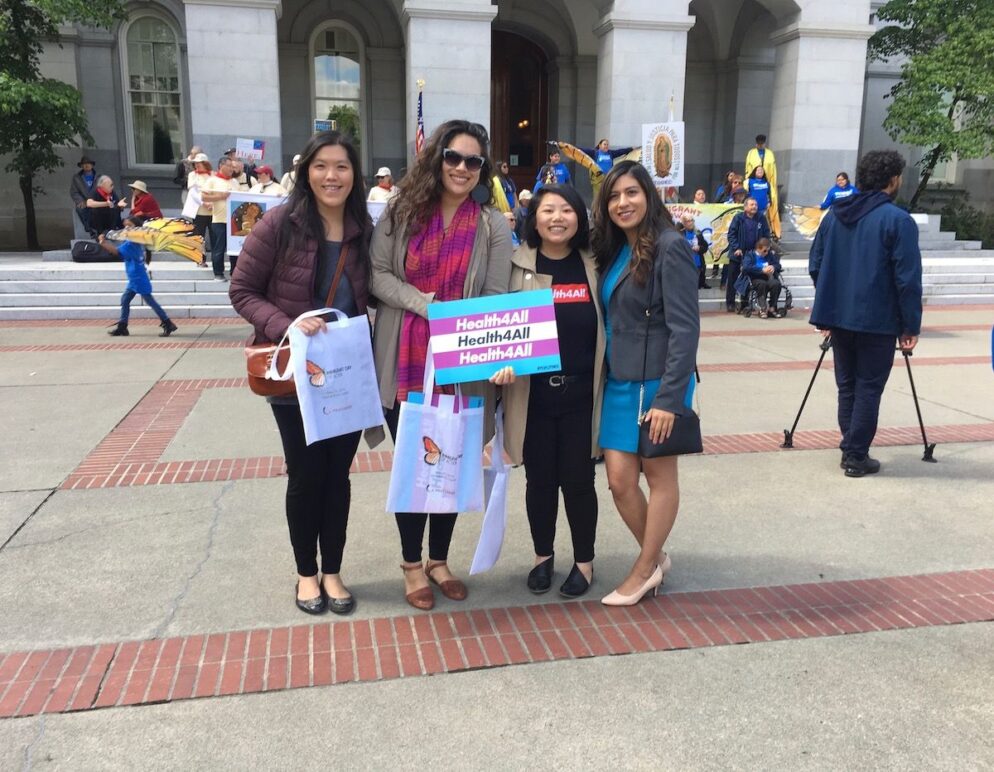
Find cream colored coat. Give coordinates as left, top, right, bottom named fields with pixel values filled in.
left=367, top=205, right=513, bottom=448
left=501, top=244, right=606, bottom=465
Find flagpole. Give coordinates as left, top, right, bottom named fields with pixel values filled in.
left=415, top=78, right=426, bottom=158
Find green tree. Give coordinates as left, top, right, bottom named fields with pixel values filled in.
left=327, top=104, right=361, bottom=154
left=0, top=0, right=126, bottom=249
left=868, top=0, right=994, bottom=210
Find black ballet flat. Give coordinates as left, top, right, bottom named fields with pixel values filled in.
left=559, top=564, right=592, bottom=598
left=526, top=555, right=554, bottom=594
left=295, top=581, right=327, bottom=615
left=323, top=588, right=356, bottom=616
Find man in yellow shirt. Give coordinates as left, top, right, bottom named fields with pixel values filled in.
left=200, top=157, right=239, bottom=280
left=745, top=134, right=781, bottom=238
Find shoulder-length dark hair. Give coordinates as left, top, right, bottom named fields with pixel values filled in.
left=387, top=119, right=494, bottom=236
left=275, top=131, right=369, bottom=264
left=523, top=184, right=590, bottom=251
left=591, top=160, right=675, bottom=284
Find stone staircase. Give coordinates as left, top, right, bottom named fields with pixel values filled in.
left=1, top=214, right=992, bottom=320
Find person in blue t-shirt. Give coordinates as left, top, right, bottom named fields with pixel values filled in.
left=578, top=138, right=634, bottom=174
left=746, top=166, right=772, bottom=218
left=742, top=237, right=782, bottom=318
left=820, top=172, right=857, bottom=209
left=533, top=150, right=572, bottom=192
left=99, top=236, right=178, bottom=337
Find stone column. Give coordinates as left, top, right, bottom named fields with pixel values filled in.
left=768, top=19, right=874, bottom=205
left=402, top=0, right=497, bottom=160
left=183, top=0, right=283, bottom=165
left=593, top=0, right=694, bottom=148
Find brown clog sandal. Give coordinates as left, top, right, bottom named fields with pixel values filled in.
left=425, top=560, right=468, bottom=601
left=401, top=562, right=434, bottom=611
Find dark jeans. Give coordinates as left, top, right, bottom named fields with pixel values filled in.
left=118, top=289, right=169, bottom=324
left=750, top=276, right=781, bottom=310
left=271, top=404, right=361, bottom=576
left=385, top=402, right=457, bottom=563
left=209, top=223, right=229, bottom=277
left=830, top=328, right=896, bottom=459
left=725, top=260, right=742, bottom=310
left=522, top=377, right=597, bottom=563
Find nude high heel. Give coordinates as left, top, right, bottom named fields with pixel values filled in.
left=601, top=564, right=664, bottom=606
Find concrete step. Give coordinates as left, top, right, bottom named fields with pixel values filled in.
left=42, top=248, right=204, bottom=264
left=0, top=280, right=224, bottom=294
left=0, top=267, right=213, bottom=281
left=0, top=292, right=232, bottom=307
left=0, top=305, right=240, bottom=320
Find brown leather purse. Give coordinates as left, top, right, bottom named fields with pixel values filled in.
left=244, top=243, right=349, bottom=397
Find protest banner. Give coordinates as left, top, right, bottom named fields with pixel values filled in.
left=427, top=289, right=561, bottom=385
left=235, top=138, right=265, bottom=161
left=668, top=202, right=743, bottom=265
left=226, top=192, right=287, bottom=256
left=641, top=122, right=684, bottom=187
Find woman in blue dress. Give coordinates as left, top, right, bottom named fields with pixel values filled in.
left=591, top=161, right=700, bottom=606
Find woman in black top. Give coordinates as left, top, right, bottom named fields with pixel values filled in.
left=494, top=185, right=606, bottom=598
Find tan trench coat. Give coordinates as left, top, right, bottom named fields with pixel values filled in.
left=501, top=244, right=606, bottom=465
left=367, top=205, right=513, bottom=448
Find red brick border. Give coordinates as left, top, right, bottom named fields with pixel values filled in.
left=60, top=370, right=994, bottom=490
left=1, top=568, right=991, bottom=719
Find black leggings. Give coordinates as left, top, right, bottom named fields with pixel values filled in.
left=385, top=402, right=457, bottom=564
left=271, top=404, right=361, bottom=576
left=522, top=378, right=598, bottom=563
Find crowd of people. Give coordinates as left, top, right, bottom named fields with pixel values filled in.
left=77, top=124, right=919, bottom=611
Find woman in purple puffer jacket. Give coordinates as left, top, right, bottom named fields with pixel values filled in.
left=230, top=131, right=372, bottom=617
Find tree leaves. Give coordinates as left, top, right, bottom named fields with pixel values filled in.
left=868, top=0, right=994, bottom=207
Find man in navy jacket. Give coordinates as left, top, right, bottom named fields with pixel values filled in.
left=809, top=150, right=922, bottom=477
left=725, top=197, right=770, bottom=311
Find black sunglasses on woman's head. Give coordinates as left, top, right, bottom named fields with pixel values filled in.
left=442, top=148, right=485, bottom=171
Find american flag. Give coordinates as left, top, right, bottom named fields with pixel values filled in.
left=415, top=88, right=425, bottom=155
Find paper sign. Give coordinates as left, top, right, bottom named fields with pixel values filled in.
left=642, top=122, right=684, bottom=186
left=226, top=192, right=286, bottom=255
left=427, top=290, right=561, bottom=385
left=313, top=119, right=335, bottom=133
left=235, top=138, right=265, bottom=162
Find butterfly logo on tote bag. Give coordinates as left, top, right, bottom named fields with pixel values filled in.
left=305, top=360, right=325, bottom=387
left=422, top=437, right=461, bottom=466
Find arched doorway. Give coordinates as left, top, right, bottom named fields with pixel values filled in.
left=491, top=31, right=549, bottom=196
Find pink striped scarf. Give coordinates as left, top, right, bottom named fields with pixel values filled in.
left=396, top=199, right=480, bottom=402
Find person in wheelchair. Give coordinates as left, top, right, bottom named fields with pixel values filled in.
left=741, top=237, right=783, bottom=318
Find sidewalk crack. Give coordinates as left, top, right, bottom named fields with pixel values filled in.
left=20, top=715, right=45, bottom=772
left=150, top=480, right=233, bottom=639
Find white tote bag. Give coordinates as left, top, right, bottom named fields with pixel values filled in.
left=268, top=308, right=383, bottom=445
left=385, top=343, right=485, bottom=514
left=470, top=404, right=510, bottom=574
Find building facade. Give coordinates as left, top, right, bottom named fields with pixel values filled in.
left=3, top=0, right=991, bottom=248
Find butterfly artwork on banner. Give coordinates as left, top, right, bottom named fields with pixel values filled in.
left=305, top=360, right=325, bottom=387
left=422, top=436, right=461, bottom=466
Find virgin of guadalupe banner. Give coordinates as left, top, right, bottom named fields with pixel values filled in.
left=226, top=192, right=287, bottom=255
left=642, top=122, right=685, bottom=187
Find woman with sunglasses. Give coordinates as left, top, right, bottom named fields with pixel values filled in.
left=592, top=161, right=700, bottom=606
left=371, top=119, right=513, bottom=611
left=493, top=184, right=606, bottom=598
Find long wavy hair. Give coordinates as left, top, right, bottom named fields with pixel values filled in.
left=275, top=131, right=369, bottom=265
left=591, top=160, right=675, bottom=284
left=387, top=119, right=494, bottom=236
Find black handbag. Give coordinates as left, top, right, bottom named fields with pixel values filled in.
left=636, top=265, right=703, bottom=458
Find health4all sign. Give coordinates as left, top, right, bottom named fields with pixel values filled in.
left=427, top=290, right=562, bottom=385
